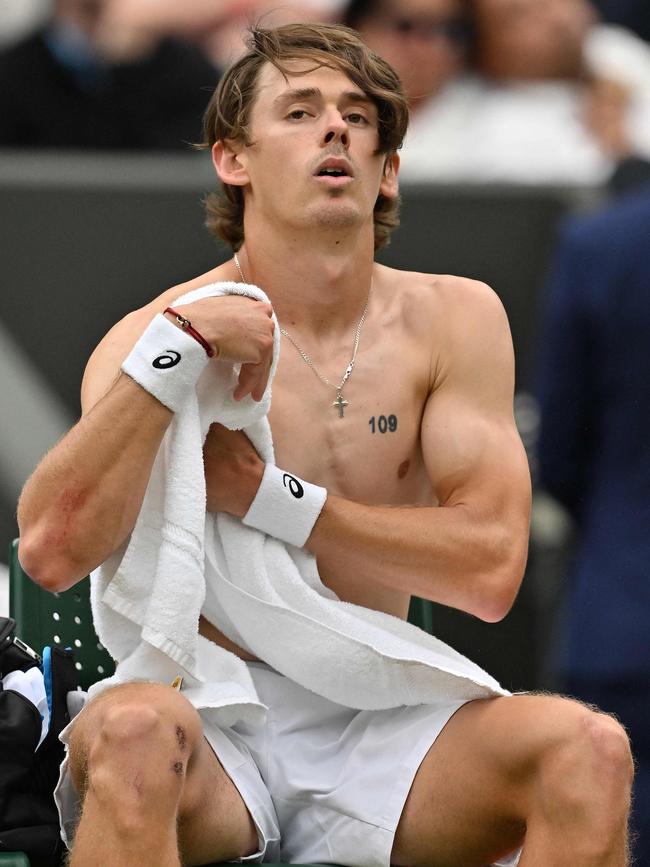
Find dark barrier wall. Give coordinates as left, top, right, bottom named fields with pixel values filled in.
left=0, top=150, right=600, bottom=689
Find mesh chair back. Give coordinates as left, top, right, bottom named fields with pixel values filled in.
left=8, top=540, right=115, bottom=691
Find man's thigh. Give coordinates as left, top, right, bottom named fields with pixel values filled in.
left=177, top=729, right=259, bottom=865
left=392, top=693, right=593, bottom=867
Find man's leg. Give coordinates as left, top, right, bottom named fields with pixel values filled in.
left=65, top=682, right=259, bottom=867
left=567, top=677, right=649, bottom=866
left=392, top=694, right=633, bottom=867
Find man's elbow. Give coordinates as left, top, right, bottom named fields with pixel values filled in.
left=17, top=532, right=87, bottom=594
left=475, top=533, right=528, bottom=623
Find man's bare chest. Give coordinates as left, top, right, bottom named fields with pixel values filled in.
left=268, top=332, right=435, bottom=507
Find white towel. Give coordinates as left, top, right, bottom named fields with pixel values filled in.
left=90, top=282, right=508, bottom=728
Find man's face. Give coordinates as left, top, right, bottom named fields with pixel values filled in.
left=355, top=0, right=469, bottom=105
left=475, top=0, right=596, bottom=80
left=216, top=61, right=398, bottom=238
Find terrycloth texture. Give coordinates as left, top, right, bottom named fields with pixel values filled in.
left=90, top=281, right=279, bottom=727
left=91, top=281, right=508, bottom=728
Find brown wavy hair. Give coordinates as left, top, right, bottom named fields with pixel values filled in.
left=199, top=23, right=409, bottom=251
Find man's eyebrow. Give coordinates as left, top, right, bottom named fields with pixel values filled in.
left=273, top=87, right=320, bottom=108
left=273, top=88, right=374, bottom=108
left=340, top=91, right=374, bottom=106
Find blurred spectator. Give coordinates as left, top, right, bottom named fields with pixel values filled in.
left=203, top=0, right=343, bottom=70
left=536, top=186, right=650, bottom=864
left=343, top=0, right=472, bottom=110
left=475, top=0, right=650, bottom=158
left=99, top=0, right=345, bottom=69
left=0, top=0, right=219, bottom=149
left=590, top=0, right=650, bottom=44
left=392, top=0, right=650, bottom=185
left=0, top=0, right=51, bottom=48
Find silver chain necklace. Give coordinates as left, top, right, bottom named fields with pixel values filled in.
left=234, top=253, right=371, bottom=418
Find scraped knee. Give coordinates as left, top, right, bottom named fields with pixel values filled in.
left=68, top=682, right=202, bottom=816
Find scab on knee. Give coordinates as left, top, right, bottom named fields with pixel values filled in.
left=176, top=724, right=188, bottom=751
left=68, top=682, right=202, bottom=800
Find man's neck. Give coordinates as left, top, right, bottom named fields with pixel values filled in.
left=237, top=219, right=376, bottom=339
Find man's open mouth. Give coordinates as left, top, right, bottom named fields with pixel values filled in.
left=314, top=158, right=353, bottom=178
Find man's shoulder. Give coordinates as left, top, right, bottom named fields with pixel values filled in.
left=381, top=265, right=502, bottom=319
left=81, top=264, right=231, bottom=411
left=105, top=263, right=233, bottom=336
left=159, top=263, right=236, bottom=306
left=379, top=267, right=508, bottom=365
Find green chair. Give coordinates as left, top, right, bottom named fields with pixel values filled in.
left=9, top=540, right=115, bottom=691
left=0, top=855, right=30, bottom=867
left=3, top=539, right=434, bottom=867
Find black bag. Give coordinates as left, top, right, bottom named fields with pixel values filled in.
left=0, top=616, right=79, bottom=867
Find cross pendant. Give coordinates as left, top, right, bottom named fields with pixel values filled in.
left=332, top=392, right=349, bottom=418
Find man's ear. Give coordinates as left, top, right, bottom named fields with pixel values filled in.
left=379, top=152, right=400, bottom=199
left=212, top=140, right=249, bottom=187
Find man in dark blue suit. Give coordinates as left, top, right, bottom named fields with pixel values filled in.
left=537, top=186, right=650, bottom=865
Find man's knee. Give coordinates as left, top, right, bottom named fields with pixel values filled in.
left=68, top=682, right=203, bottom=801
left=581, top=708, right=634, bottom=787
left=536, top=698, right=634, bottom=821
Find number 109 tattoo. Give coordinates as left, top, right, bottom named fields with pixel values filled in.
left=369, top=415, right=398, bottom=434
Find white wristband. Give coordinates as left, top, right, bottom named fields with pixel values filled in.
left=121, top=314, right=210, bottom=412
left=242, top=464, right=327, bottom=548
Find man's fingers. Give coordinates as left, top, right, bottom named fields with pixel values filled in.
left=250, top=368, right=271, bottom=401
left=234, top=361, right=270, bottom=402
left=248, top=359, right=271, bottom=401
left=233, top=364, right=253, bottom=401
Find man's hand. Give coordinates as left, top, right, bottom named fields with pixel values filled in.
left=171, top=295, right=275, bottom=402
left=203, top=423, right=264, bottom=517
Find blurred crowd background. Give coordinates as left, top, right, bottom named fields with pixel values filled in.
left=1, top=0, right=648, bottom=861
left=2, top=0, right=650, bottom=178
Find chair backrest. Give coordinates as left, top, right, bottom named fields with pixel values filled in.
left=408, top=594, right=434, bottom=634
left=8, top=540, right=115, bottom=691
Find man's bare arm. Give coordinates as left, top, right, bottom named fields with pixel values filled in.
left=206, top=282, right=531, bottom=623
left=18, top=292, right=276, bottom=592
left=306, top=284, right=531, bottom=622
left=17, top=308, right=175, bottom=591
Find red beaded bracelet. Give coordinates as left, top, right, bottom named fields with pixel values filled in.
left=164, top=307, right=215, bottom=358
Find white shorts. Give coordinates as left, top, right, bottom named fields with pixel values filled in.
left=55, top=662, right=521, bottom=866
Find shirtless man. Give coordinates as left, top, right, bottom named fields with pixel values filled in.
left=17, top=23, right=633, bottom=867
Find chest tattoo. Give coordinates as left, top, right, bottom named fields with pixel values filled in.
left=368, top=414, right=398, bottom=434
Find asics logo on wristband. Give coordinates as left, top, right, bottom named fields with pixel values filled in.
left=282, top=474, right=304, bottom=499
left=152, top=350, right=181, bottom=369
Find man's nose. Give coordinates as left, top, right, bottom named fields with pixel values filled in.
left=322, top=111, right=349, bottom=147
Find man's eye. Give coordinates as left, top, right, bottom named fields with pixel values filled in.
left=346, top=113, right=368, bottom=125
left=288, top=109, right=310, bottom=120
